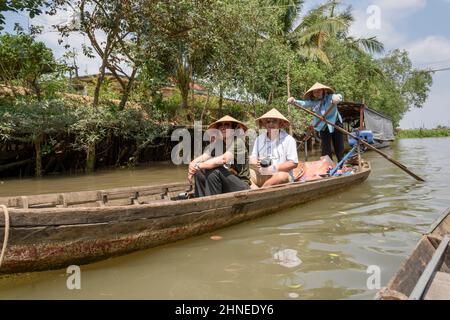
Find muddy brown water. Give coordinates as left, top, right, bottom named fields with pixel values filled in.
left=0, top=138, right=449, bottom=299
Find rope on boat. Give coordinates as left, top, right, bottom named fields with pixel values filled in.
left=0, top=205, right=10, bottom=269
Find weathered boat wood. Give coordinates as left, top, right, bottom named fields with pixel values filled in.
left=0, top=162, right=370, bottom=275
left=376, top=207, right=450, bottom=300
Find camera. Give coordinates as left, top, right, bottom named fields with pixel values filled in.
left=260, top=158, right=272, bottom=168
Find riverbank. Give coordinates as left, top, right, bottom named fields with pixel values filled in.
left=396, top=128, right=450, bottom=138
left=0, top=93, right=312, bottom=178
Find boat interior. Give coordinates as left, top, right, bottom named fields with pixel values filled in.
left=0, top=160, right=368, bottom=210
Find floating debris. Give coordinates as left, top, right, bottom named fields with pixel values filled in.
left=287, top=292, right=299, bottom=298
left=210, top=235, right=223, bottom=241
left=328, top=253, right=339, bottom=257
left=273, top=249, right=302, bottom=268
left=252, top=240, right=265, bottom=245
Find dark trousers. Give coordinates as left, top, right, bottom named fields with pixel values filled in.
left=320, top=124, right=344, bottom=162
left=194, top=166, right=250, bottom=197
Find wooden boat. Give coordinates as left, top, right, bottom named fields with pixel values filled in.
left=0, top=162, right=370, bottom=275
left=376, top=208, right=450, bottom=300
left=338, top=101, right=395, bottom=151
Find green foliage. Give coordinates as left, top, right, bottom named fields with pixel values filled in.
left=0, top=32, right=66, bottom=99
left=4, top=98, right=73, bottom=144
left=396, top=128, right=450, bottom=139
left=69, top=103, right=114, bottom=150
left=0, top=0, right=436, bottom=177
left=0, top=0, right=48, bottom=30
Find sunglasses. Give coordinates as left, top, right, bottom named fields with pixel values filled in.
left=218, top=122, right=233, bottom=128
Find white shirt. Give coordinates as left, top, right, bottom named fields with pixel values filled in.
left=251, top=130, right=298, bottom=175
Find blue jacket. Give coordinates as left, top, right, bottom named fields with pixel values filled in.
left=295, top=93, right=343, bottom=133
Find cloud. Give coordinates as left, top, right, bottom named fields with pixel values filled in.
left=406, top=36, right=450, bottom=65
left=346, top=0, right=450, bottom=129
left=372, top=0, right=427, bottom=12
left=349, top=7, right=407, bottom=48
left=395, top=36, right=450, bottom=128
left=400, top=72, right=450, bottom=128
left=36, top=31, right=102, bottom=75
left=27, top=10, right=103, bottom=76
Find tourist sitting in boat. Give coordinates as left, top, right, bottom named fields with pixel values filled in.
left=249, top=108, right=298, bottom=188
left=188, top=115, right=251, bottom=197
left=287, top=82, right=344, bottom=162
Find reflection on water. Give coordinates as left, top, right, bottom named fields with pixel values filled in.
left=0, top=138, right=449, bottom=300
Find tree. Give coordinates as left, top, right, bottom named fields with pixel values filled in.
left=53, top=0, right=144, bottom=109
left=373, top=49, right=432, bottom=126
left=0, top=0, right=48, bottom=30
left=69, top=103, right=113, bottom=172
left=0, top=31, right=57, bottom=100
left=6, top=99, right=73, bottom=177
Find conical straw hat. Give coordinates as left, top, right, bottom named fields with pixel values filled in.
left=303, top=82, right=335, bottom=100
left=207, top=115, right=248, bottom=131
left=256, top=108, right=290, bottom=128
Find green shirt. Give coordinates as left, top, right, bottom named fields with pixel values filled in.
left=206, top=138, right=250, bottom=186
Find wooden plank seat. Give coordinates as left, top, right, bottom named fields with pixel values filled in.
left=0, top=183, right=190, bottom=208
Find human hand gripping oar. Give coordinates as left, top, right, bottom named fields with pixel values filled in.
left=288, top=100, right=426, bottom=182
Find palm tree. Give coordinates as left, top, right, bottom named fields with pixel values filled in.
left=330, top=4, right=384, bottom=55
left=271, top=0, right=350, bottom=132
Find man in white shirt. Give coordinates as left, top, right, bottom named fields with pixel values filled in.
left=250, top=108, right=298, bottom=187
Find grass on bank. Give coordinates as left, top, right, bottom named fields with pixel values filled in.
left=396, top=128, right=450, bottom=139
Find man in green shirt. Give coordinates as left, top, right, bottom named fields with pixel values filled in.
left=188, top=115, right=251, bottom=197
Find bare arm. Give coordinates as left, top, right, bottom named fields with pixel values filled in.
left=276, top=160, right=297, bottom=172
left=198, top=151, right=233, bottom=170
left=187, top=153, right=212, bottom=183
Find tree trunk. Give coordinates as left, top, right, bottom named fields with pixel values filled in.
left=118, top=68, right=137, bottom=110
left=93, top=60, right=107, bottom=108
left=267, top=89, right=274, bottom=105
left=31, top=78, right=42, bottom=101
left=200, top=90, right=210, bottom=122
left=180, top=87, right=189, bottom=109
left=34, top=134, right=44, bottom=178
left=286, top=61, right=293, bottom=135
left=176, top=59, right=191, bottom=109
left=86, top=143, right=96, bottom=173
left=218, top=86, right=224, bottom=117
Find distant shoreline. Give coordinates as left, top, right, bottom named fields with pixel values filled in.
left=396, top=128, right=450, bottom=138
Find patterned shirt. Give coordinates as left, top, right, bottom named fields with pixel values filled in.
left=295, top=93, right=343, bottom=133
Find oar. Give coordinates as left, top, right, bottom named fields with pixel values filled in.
left=291, top=101, right=426, bottom=182
left=299, top=104, right=335, bottom=144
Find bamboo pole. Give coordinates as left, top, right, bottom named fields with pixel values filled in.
left=291, top=102, right=425, bottom=182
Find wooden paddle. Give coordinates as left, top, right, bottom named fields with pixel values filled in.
left=291, top=101, right=426, bottom=182
left=299, top=103, right=335, bottom=145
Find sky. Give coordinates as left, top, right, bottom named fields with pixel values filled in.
left=2, top=0, right=450, bottom=128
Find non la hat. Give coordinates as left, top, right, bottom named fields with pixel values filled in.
left=304, top=82, right=335, bottom=100
left=207, top=115, right=248, bottom=131
left=255, top=108, right=290, bottom=128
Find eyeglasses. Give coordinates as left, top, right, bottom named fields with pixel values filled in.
left=218, top=122, right=232, bottom=128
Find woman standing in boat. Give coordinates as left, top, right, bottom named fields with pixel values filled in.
left=188, top=116, right=251, bottom=197
left=287, top=83, right=344, bottom=162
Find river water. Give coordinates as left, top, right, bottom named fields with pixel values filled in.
left=0, top=137, right=449, bottom=300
